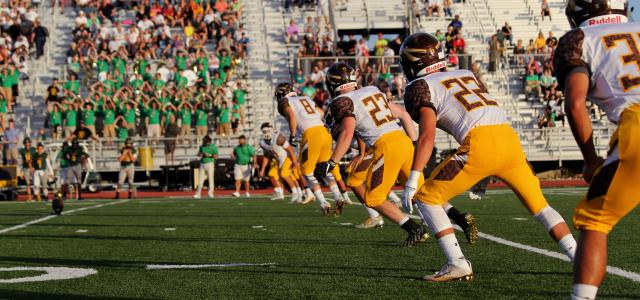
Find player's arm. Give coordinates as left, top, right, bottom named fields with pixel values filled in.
left=282, top=107, right=297, bottom=138
left=554, top=28, right=602, bottom=182
left=388, top=101, right=417, bottom=141
left=412, top=108, right=437, bottom=173
left=258, top=155, right=269, bottom=177
left=329, top=97, right=356, bottom=164
left=564, top=71, right=602, bottom=182
left=277, top=134, right=299, bottom=166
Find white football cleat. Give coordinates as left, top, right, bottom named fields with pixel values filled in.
left=423, top=260, right=473, bottom=282
left=232, top=192, right=240, bottom=198
left=355, top=216, right=384, bottom=229
left=468, top=191, right=482, bottom=200
left=342, top=192, right=354, bottom=205
left=193, top=194, right=201, bottom=199
left=207, top=192, right=214, bottom=198
left=245, top=192, right=251, bottom=197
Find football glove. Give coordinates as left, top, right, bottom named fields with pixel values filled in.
left=289, top=135, right=299, bottom=148
left=314, top=160, right=337, bottom=182
left=402, top=170, right=422, bottom=214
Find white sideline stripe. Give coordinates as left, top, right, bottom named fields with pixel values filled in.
left=0, top=267, right=97, bottom=283
left=330, top=193, right=640, bottom=283
left=0, top=200, right=130, bottom=235
left=478, top=232, right=640, bottom=283
left=146, top=263, right=276, bottom=270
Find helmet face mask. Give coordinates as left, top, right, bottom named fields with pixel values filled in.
left=274, top=82, right=294, bottom=101
left=565, top=0, right=628, bottom=28
left=400, top=33, right=447, bottom=81
left=325, top=62, right=357, bottom=98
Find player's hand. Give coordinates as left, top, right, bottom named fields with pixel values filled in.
left=288, top=136, right=298, bottom=148
left=583, top=157, right=605, bottom=183
left=402, top=170, right=422, bottom=214
left=348, top=155, right=363, bottom=172
left=314, top=160, right=336, bottom=182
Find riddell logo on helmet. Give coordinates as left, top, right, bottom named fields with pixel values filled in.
left=587, top=15, right=623, bottom=26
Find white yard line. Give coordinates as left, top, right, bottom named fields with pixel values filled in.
left=146, top=262, right=276, bottom=270
left=0, top=200, right=130, bottom=235
left=336, top=192, right=640, bottom=283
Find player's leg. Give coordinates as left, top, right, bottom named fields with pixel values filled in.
left=40, top=171, right=48, bottom=201
left=268, top=160, right=285, bottom=200
left=33, top=170, right=41, bottom=202
left=347, top=152, right=383, bottom=228
left=571, top=108, right=640, bottom=299
left=206, top=163, right=214, bottom=198
left=279, top=158, right=300, bottom=201
left=24, top=169, right=32, bottom=201
left=127, top=166, right=135, bottom=199
left=115, top=167, right=125, bottom=199
left=415, top=145, right=489, bottom=281
left=497, top=164, right=576, bottom=260
left=194, top=164, right=206, bottom=198
left=299, top=129, right=331, bottom=212
left=365, top=132, right=426, bottom=246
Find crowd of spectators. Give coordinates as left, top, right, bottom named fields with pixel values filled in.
left=0, top=0, right=49, bottom=126
left=42, top=0, right=249, bottom=147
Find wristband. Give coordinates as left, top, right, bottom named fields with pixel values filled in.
left=406, top=170, right=422, bottom=187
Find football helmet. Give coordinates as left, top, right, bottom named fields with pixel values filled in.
left=261, top=122, right=274, bottom=141
left=565, top=0, right=628, bottom=28
left=400, top=33, right=446, bottom=81
left=274, top=82, right=295, bottom=101
left=325, top=62, right=357, bottom=98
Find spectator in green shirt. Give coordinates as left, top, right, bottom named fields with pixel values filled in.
left=63, top=102, right=79, bottom=138
left=175, top=70, right=189, bottom=89
left=0, top=67, right=13, bottom=111
left=195, top=103, right=209, bottom=138
left=179, top=102, right=194, bottom=139
left=176, top=51, right=188, bottom=71
left=231, top=101, right=241, bottom=134
left=64, top=74, right=81, bottom=95
left=233, top=81, right=247, bottom=125
left=301, top=82, right=316, bottom=99
left=218, top=49, right=231, bottom=72
left=0, top=94, right=7, bottom=127
left=231, top=135, right=257, bottom=197
left=48, top=103, right=63, bottom=139
left=211, top=71, right=224, bottom=89
left=217, top=101, right=231, bottom=139
left=82, top=103, right=97, bottom=135
left=194, top=135, right=219, bottom=199
left=525, top=69, right=541, bottom=102
left=145, top=100, right=162, bottom=138
left=152, top=73, right=166, bottom=92
left=102, top=101, right=117, bottom=144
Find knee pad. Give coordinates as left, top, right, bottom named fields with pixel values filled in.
left=534, top=206, right=565, bottom=231
left=304, top=174, right=319, bottom=189
left=416, top=200, right=453, bottom=234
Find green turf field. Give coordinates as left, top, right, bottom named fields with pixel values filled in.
left=0, top=188, right=638, bottom=299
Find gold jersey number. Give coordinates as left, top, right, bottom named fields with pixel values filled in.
left=362, top=93, right=394, bottom=127
left=441, top=76, right=498, bottom=111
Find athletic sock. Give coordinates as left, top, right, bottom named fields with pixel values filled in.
left=314, top=189, right=329, bottom=207
left=365, top=207, right=380, bottom=219
left=571, top=284, right=598, bottom=300
left=445, top=205, right=464, bottom=225
left=295, top=187, right=303, bottom=195
left=443, top=202, right=453, bottom=213
left=387, top=191, right=401, bottom=203
left=305, top=188, right=314, bottom=198
left=438, top=233, right=467, bottom=267
left=342, top=191, right=351, bottom=202
left=329, top=184, right=342, bottom=201
left=559, top=234, right=577, bottom=262
left=274, top=187, right=284, bottom=197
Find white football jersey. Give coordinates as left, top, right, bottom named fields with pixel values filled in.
left=278, top=95, right=324, bottom=134
left=329, top=86, right=403, bottom=147
left=259, top=133, right=290, bottom=166
left=404, top=69, right=509, bottom=144
left=554, top=22, right=640, bottom=124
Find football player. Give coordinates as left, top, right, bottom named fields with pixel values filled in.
left=32, top=143, right=53, bottom=202
left=399, top=33, right=577, bottom=282
left=554, top=1, right=639, bottom=299
left=115, top=138, right=138, bottom=199
left=19, top=138, right=36, bottom=201
left=314, top=62, right=429, bottom=247
left=258, top=122, right=304, bottom=203
left=275, top=83, right=345, bottom=216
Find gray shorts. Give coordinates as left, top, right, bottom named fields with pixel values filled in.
left=67, top=165, right=82, bottom=184
left=118, top=165, right=135, bottom=185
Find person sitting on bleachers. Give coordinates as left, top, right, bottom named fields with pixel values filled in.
left=525, top=68, right=541, bottom=102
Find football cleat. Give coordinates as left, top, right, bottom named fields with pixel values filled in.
left=423, top=260, right=473, bottom=282
left=322, top=205, right=332, bottom=216
left=468, top=191, right=482, bottom=200
left=193, top=194, right=201, bottom=199
left=355, top=216, right=384, bottom=229
left=404, top=225, right=430, bottom=247
left=232, top=192, right=240, bottom=198
left=301, top=194, right=316, bottom=205
left=458, top=213, right=479, bottom=245
left=207, top=192, right=214, bottom=199
left=334, top=200, right=345, bottom=216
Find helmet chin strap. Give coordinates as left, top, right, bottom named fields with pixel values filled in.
left=334, top=82, right=358, bottom=94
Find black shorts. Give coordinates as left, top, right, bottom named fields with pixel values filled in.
left=232, top=119, right=239, bottom=129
